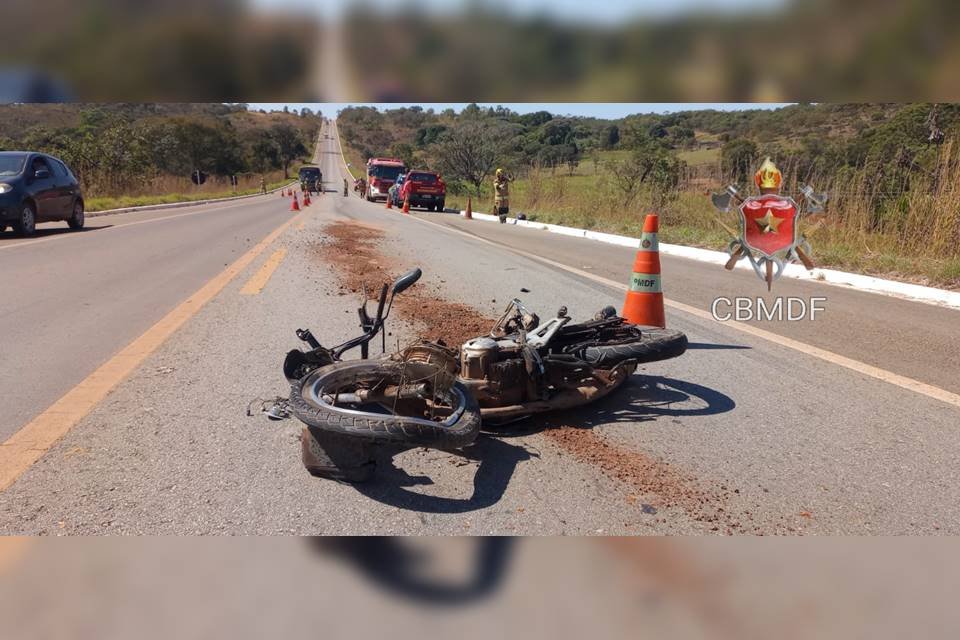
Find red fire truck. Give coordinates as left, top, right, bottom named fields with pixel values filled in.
left=364, top=157, right=406, bottom=202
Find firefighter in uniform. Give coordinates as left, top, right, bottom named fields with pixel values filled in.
left=493, top=168, right=512, bottom=224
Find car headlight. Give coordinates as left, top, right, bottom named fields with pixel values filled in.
left=0, top=183, right=12, bottom=194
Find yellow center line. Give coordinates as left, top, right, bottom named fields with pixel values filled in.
left=240, top=248, right=288, bottom=295
left=0, top=214, right=301, bottom=493
left=409, top=214, right=960, bottom=411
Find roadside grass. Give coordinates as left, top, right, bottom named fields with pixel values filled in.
left=343, top=137, right=960, bottom=290
left=86, top=176, right=292, bottom=213
left=442, top=169, right=960, bottom=290
left=677, top=147, right=721, bottom=165
left=341, top=144, right=365, bottom=179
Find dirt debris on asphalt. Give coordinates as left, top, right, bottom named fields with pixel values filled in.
left=317, top=219, right=788, bottom=534
left=319, top=220, right=494, bottom=346
left=538, top=421, right=765, bottom=534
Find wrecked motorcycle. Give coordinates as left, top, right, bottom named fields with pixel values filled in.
left=280, top=268, right=687, bottom=481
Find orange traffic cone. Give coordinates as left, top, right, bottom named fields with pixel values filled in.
left=290, top=193, right=300, bottom=212
left=303, top=191, right=311, bottom=207
left=464, top=196, right=473, bottom=220
left=402, top=194, right=410, bottom=214
left=621, top=214, right=665, bottom=328
left=386, top=195, right=393, bottom=210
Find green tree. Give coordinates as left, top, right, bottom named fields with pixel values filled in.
left=601, top=125, right=620, bottom=149
left=433, top=118, right=515, bottom=196
left=606, top=140, right=682, bottom=207
left=270, top=123, right=307, bottom=178
left=721, top=138, right=759, bottom=186
left=250, top=130, right=280, bottom=174
left=389, top=142, right=415, bottom=168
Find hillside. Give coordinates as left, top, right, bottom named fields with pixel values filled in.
left=339, top=103, right=960, bottom=288
left=0, top=103, right=318, bottom=141
left=0, top=103, right=323, bottom=200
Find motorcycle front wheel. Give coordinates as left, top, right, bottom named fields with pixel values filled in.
left=289, top=360, right=481, bottom=450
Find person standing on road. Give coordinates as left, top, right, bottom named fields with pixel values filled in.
left=400, top=173, right=414, bottom=208
left=343, top=178, right=348, bottom=196
left=259, top=176, right=267, bottom=194
left=493, top=168, right=513, bottom=224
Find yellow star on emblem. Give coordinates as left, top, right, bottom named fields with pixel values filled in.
left=755, top=209, right=784, bottom=234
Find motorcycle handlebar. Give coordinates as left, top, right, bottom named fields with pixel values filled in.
left=392, top=268, right=422, bottom=296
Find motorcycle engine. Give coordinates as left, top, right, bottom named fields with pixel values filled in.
left=460, top=336, right=527, bottom=407
left=461, top=337, right=499, bottom=380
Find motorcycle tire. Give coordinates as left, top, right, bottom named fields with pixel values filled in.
left=580, top=327, right=687, bottom=367
left=290, top=360, right=481, bottom=450
left=301, top=426, right=376, bottom=483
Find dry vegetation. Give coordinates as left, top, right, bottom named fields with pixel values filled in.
left=340, top=103, right=960, bottom=288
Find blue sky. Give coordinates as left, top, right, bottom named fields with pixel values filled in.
left=248, top=103, right=792, bottom=120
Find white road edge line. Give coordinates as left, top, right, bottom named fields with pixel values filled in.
left=460, top=211, right=960, bottom=312
left=331, top=118, right=960, bottom=410
left=331, top=117, right=959, bottom=311
left=416, top=214, right=960, bottom=411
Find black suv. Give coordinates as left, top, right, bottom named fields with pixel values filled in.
left=298, top=166, right=322, bottom=194
left=0, top=151, right=85, bottom=236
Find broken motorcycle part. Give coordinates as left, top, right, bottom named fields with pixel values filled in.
left=276, top=269, right=687, bottom=481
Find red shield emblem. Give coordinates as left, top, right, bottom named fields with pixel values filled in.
left=738, top=195, right=799, bottom=259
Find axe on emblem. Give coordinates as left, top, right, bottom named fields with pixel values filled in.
left=711, top=186, right=747, bottom=270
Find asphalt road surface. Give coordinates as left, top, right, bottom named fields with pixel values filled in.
left=1, top=120, right=958, bottom=534
left=3, top=538, right=958, bottom=639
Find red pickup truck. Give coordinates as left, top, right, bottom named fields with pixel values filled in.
left=395, top=170, right=447, bottom=212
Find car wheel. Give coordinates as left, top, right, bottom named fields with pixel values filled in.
left=14, top=203, right=36, bottom=236
left=67, top=200, right=85, bottom=229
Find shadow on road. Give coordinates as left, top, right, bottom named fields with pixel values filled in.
left=685, top=342, right=751, bottom=350
left=353, top=375, right=734, bottom=514
left=308, top=537, right=515, bottom=607
left=352, top=436, right=535, bottom=514
left=0, top=224, right=113, bottom=242
left=494, top=375, right=736, bottom=437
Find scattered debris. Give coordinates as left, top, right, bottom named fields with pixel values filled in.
left=318, top=222, right=492, bottom=346
left=246, top=397, right=291, bottom=420
left=314, top=220, right=788, bottom=534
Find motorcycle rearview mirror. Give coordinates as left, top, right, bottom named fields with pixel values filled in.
left=391, top=268, right=422, bottom=296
